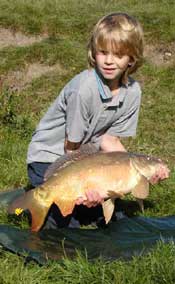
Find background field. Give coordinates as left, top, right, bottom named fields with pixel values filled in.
left=0, top=0, right=175, bottom=283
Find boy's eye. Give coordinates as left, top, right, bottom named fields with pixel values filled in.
left=98, top=50, right=123, bottom=58
left=114, top=53, right=123, bottom=59
left=98, top=50, right=108, bottom=55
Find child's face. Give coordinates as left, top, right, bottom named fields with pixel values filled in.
left=95, top=49, right=131, bottom=83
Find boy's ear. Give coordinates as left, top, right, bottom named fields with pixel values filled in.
left=128, top=57, right=136, bottom=68
left=128, top=61, right=135, bottom=67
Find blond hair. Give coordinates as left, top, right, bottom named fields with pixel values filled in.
left=88, top=13, right=144, bottom=83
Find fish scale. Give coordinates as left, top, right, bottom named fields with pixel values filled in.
left=8, top=145, right=169, bottom=232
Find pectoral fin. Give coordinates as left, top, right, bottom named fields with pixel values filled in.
left=102, top=199, right=115, bottom=224
left=136, top=198, right=144, bottom=212
left=131, top=175, right=149, bottom=212
left=131, top=175, right=149, bottom=199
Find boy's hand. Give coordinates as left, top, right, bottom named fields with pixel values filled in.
left=149, top=164, right=170, bottom=184
left=75, top=189, right=104, bottom=208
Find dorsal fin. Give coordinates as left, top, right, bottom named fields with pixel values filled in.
left=44, top=143, right=98, bottom=181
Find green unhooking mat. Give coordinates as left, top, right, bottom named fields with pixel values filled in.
left=0, top=189, right=175, bottom=264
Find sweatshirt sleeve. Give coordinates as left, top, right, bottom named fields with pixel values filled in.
left=65, top=90, right=90, bottom=143
left=106, top=85, right=141, bottom=137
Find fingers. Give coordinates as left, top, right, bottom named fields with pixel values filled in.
left=75, top=190, right=104, bottom=208
left=75, top=196, right=86, bottom=205
left=84, top=189, right=104, bottom=207
left=85, top=189, right=103, bottom=203
left=150, top=174, right=161, bottom=184
left=150, top=164, right=170, bottom=184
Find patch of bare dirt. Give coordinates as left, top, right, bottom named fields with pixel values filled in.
left=0, top=28, right=48, bottom=48
left=1, top=62, right=66, bottom=91
left=144, top=42, right=175, bottom=67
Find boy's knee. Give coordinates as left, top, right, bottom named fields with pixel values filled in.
left=27, top=162, right=51, bottom=187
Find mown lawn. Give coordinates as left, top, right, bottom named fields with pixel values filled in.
left=0, top=0, right=175, bottom=283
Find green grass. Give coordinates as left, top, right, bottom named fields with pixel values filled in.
left=0, top=0, right=175, bottom=282
left=0, top=242, right=175, bottom=283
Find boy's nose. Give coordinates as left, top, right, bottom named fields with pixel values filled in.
left=105, top=53, right=114, bottom=64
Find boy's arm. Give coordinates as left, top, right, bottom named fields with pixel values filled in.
left=100, top=133, right=127, bottom=152
left=64, top=134, right=126, bottom=154
left=64, top=138, right=81, bottom=154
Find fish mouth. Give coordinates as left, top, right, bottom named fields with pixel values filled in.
left=157, top=164, right=170, bottom=179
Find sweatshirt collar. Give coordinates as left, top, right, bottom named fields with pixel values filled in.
left=94, top=69, right=127, bottom=107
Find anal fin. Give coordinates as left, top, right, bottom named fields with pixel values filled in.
left=55, top=199, right=76, bottom=217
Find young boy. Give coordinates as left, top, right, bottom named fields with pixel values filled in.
left=27, top=13, right=166, bottom=228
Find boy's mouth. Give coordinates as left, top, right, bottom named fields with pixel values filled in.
left=102, top=67, right=116, bottom=73
left=103, top=67, right=116, bottom=70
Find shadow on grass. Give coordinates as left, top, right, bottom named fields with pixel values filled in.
left=114, top=198, right=154, bottom=217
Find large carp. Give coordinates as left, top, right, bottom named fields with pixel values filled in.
left=8, top=145, right=169, bottom=232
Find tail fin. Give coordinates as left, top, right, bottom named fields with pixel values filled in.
left=8, top=190, right=50, bottom=232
